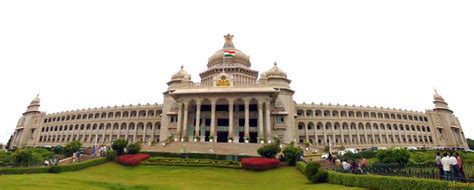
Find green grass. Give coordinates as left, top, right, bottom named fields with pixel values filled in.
left=0, top=163, right=366, bottom=190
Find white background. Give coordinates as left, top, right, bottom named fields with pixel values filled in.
left=1, top=0, right=473, bottom=144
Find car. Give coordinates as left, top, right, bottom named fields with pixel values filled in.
left=345, top=148, right=359, bottom=154
left=407, top=147, right=418, bottom=150
left=321, top=154, right=329, bottom=160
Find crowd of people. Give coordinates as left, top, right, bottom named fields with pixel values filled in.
left=436, top=152, right=465, bottom=181
left=327, top=152, right=368, bottom=174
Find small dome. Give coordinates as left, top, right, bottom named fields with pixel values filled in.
left=171, top=65, right=191, bottom=81
left=265, top=62, right=287, bottom=78
left=30, top=94, right=40, bottom=105
left=207, top=34, right=251, bottom=68
left=433, top=89, right=445, bottom=102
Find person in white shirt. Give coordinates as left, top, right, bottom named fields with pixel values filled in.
left=449, top=152, right=460, bottom=180
left=441, top=153, right=451, bottom=180
left=342, top=160, right=350, bottom=171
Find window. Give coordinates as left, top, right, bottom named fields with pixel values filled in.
left=170, top=116, right=177, bottom=123
left=276, top=116, right=284, bottom=123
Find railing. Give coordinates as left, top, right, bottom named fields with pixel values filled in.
left=335, top=162, right=474, bottom=183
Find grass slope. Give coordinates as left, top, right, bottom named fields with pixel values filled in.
left=0, top=163, right=365, bottom=190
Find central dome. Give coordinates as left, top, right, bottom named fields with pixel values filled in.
left=207, top=34, right=251, bottom=68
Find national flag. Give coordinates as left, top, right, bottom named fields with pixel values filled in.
left=224, top=50, right=236, bottom=57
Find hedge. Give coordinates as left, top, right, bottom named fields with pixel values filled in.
left=327, top=171, right=472, bottom=190
left=296, top=161, right=306, bottom=174
left=140, top=151, right=254, bottom=161
left=142, top=157, right=241, bottom=169
left=116, top=154, right=150, bottom=166
left=241, top=158, right=280, bottom=171
left=0, top=158, right=107, bottom=175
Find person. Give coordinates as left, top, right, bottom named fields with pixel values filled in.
left=44, top=159, right=50, bottom=166
left=435, top=152, right=443, bottom=179
left=76, top=150, right=81, bottom=162
left=361, top=158, right=367, bottom=169
left=450, top=152, right=459, bottom=181
left=441, top=153, right=451, bottom=180
left=456, top=152, right=465, bottom=180
left=342, top=160, right=350, bottom=172
left=335, top=158, right=341, bottom=168
left=92, top=145, right=97, bottom=157
left=350, top=159, right=359, bottom=174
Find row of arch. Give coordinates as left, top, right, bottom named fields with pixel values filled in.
left=296, top=109, right=429, bottom=122
left=44, top=110, right=163, bottom=123
left=297, top=122, right=431, bottom=132
left=41, top=122, right=161, bottom=133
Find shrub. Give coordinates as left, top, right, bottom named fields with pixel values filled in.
left=327, top=171, right=463, bottom=190
left=52, top=145, right=63, bottom=155
left=48, top=165, right=62, bottom=173
left=105, top=149, right=117, bottom=161
left=13, top=149, right=34, bottom=167
left=143, top=157, right=241, bottom=168
left=311, top=170, right=328, bottom=183
left=296, top=161, right=306, bottom=174
left=0, top=158, right=107, bottom=175
left=116, top=154, right=150, bottom=166
left=282, top=143, right=302, bottom=166
left=140, top=151, right=254, bottom=161
left=257, top=143, right=281, bottom=158
left=377, top=149, right=410, bottom=165
left=112, top=139, right=128, bottom=156
left=304, top=162, right=321, bottom=181
left=127, top=143, right=141, bottom=154
left=241, top=158, right=280, bottom=171
left=64, top=141, right=82, bottom=157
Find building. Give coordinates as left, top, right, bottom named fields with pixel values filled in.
left=9, top=34, right=468, bottom=150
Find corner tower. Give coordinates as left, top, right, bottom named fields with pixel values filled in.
left=10, top=95, right=44, bottom=148
left=429, top=90, right=468, bottom=149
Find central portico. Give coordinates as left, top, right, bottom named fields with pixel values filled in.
left=160, top=34, right=296, bottom=144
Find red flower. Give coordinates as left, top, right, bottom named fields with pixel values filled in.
left=241, top=158, right=280, bottom=171
left=116, top=154, right=150, bottom=166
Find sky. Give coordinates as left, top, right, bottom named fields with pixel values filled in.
left=0, top=0, right=473, bottom=144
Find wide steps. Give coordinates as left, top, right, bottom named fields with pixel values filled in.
left=142, top=142, right=262, bottom=156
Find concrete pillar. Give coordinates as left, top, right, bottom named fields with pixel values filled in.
left=210, top=99, right=216, bottom=142
left=195, top=101, right=201, bottom=141
left=182, top=102, right=189, bottom=140
left=244, top=99, right=250, bottom=139
left=176, top=102, right=182, bottom=141
left=228, top=99, right=234, bottom=142
left=258, top=101, right=264, bottom=142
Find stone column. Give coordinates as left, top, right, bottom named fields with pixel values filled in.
left=210, top=99, right=216, bottom=142
left=195, top=100, right=201, bottom=142
left=142, top=124, right=147, bottom=143
left=264, top=101, right=271, bottom=142
left=228, top=99, right=234, bottom=143
left=244, top=99, right=250, bottom=140
left=304, top=123, right=309, bottom=143
left=182, top=102, right=189, bottom=141
left=258, top=101, right=264, bottom=142
left=176, top=102, right=183, bottom=141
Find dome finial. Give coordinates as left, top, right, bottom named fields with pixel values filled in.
left=274, top=61, right=277, bottom=66
left=180, top=65, right=184, bottom=69
left=223, top=33, right=234, bottom=48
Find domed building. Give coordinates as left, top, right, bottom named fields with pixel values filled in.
left=8, top=34, right=468, bottom=153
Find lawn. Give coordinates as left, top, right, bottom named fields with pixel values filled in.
left=0, top=163, right=366, bottom=190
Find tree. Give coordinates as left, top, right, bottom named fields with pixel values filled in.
left=127, top=143, right=141, bottom=154
left=112, top=139, right=128, bottom=156
left=13, top=148, right=34, bottom=167
left=64, top=141, right=82, bottom=157
left=467, top=138, right=474, bottom=150
left=376, top=148, right=410, bottom=165
left=257, top=143, right=281, bottom=158
left=282, top=142, right=303, bottom=166
left=52, top=145, right=63, bottom=155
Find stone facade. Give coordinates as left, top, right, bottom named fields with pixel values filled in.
left=8, top=34, right=468, bottom=150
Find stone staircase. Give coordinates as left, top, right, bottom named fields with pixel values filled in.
left=142, top=142, right=262, bottom=156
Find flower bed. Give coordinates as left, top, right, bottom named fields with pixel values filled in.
left=142, top=157, right=241, bottom=168
left=241, top=158, right=280, bottom=171
left=116, top=154, right=150, bottom=166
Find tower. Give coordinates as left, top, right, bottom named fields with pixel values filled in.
left=430, top=90, right=467, bottom=149
left=10, top=95, right=43, bottom=148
